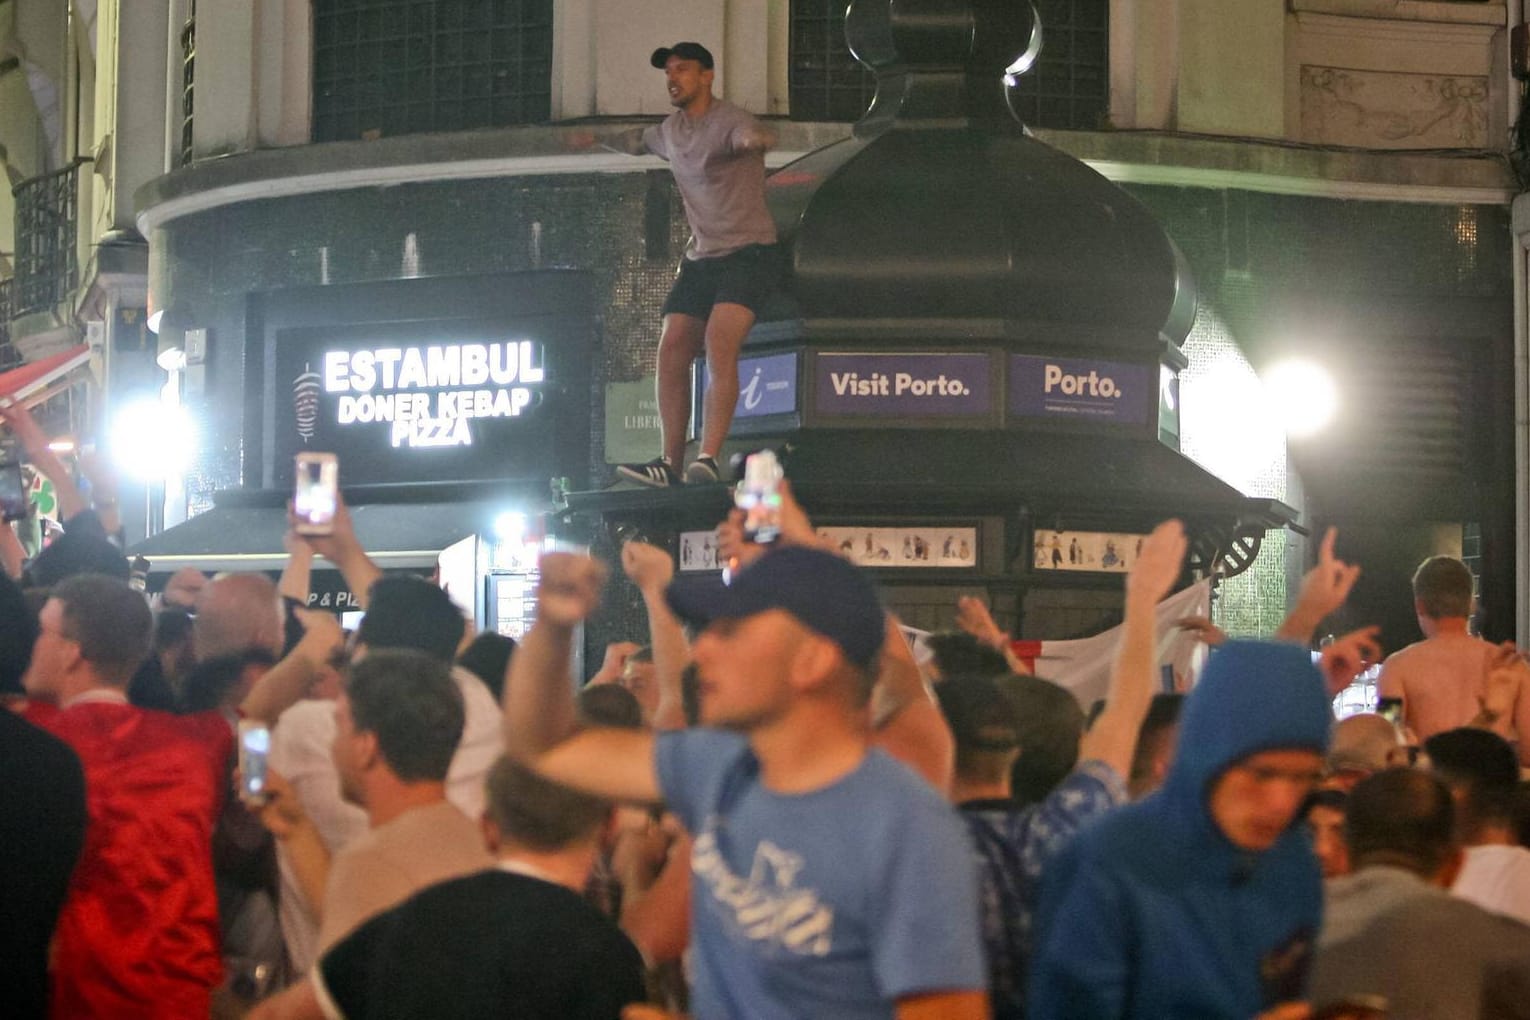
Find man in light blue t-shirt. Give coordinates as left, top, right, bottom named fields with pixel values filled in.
left=505, top=545, right=988, bottom=1019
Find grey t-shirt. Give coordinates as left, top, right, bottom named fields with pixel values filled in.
left=643, top=99, right=777, bottom=260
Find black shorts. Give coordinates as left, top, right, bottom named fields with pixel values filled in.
left=661, top=243, right=781, bottom=319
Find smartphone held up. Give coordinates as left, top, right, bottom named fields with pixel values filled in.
left=735, top=450, right=783, bottom=545
left=237, top=720, right=272, bottom=804
left=0, top=448, right=28, bottom=524
left=293, top=452, right=339, bottom=536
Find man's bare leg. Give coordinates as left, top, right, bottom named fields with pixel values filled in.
left=698, top=302, right=757, bottom=462
left=656, top=313, right=706, bottom=469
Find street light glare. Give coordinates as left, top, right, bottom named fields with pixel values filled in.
left=494, top=512, right=527, bottom=544
left=1263, top=359, right=1337, bottom=439
left=110, top=400, right=195, bottom=480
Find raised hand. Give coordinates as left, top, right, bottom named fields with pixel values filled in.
left=251, top=769, right=308, bottom=839
left=774, top=479, right=828, bottom=550
left=287, top=491, right=359, bottom=562
left=1479, top=641, right=1527, bottom=725
left=1175, top=615, right=1228, bottom=647
left=0, top=400, right=48, bottom=458
left=1318, top=625, right=1383, bottom=696
left=955, top=596, right=1008, bottom=650
left=621, top=540, right=675, bottom=595
left=1126, top=519, right=1187, bottom=606
left=715, top=508, right=767, bottom=573
left=536, top=551, right=608, bottom=629
left=588, top=641, right=642, bottom=687
left=291, top=608, right=345, bottom=679
left=1280, top=528, right=1361, bottom=642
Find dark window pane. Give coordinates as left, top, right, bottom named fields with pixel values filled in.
left=312, top=0, right=553, bottom=141
left=1009, top=0, right=1109, bottom=129
left=788, top=1, right=876, bottom=122
left=788, top=0, right=1107, bottom=128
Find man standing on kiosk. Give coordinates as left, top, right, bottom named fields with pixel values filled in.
left=615, top=42, right=779, bottom=488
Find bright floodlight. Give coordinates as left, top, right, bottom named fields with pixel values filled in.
left=110, top=399, right=195, bottom=480
left=494, top=512, right=527, bottom=544
left=1263, top=359, right=1337, bottom=439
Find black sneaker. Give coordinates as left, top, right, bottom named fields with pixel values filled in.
left=616, top=458, right=682, bottom=488
left=684, top=455, right=721, bottom=485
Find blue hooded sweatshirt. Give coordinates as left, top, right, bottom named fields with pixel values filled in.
left=1028, top=642, right=1333, bottom=1020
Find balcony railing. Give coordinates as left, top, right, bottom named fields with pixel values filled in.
left=11, top=160, right=83, bottom=318
left=180, top=3, right=195, bottom=166
left=0, top=277, right=18, bottom=371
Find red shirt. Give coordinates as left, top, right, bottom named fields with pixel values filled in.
left=27, top=699, right=232, bottom=1019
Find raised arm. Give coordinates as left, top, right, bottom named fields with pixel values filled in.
left=622, top=540, right=690, bottom=731
left=253, top=768, right=331, bottom=914
left=278, top=528, right=316, bottom=606
left=1274, top=527, right=1361, bottom=644
left=1, top=401, right=86, bottom=520
left=240, top=609, right=344, bottom=724
left=873, top=614, right=954, bottom=794
left=1078, top=519, right=1187, bottom=780
left=290, top=493, right=381, bottom=609
left=503, top=552, right=660, bottom=803
left=563, top=125, right=649, bottom=156
left=75, top=448, right=122, bottom=538
left=0, top=522, right=23, bottom=579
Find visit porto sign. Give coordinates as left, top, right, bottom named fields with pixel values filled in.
left=812, top=352, right=993, bottom=419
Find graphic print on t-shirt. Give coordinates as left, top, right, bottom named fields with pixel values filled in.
left=692, top=827, right=835, bottom=956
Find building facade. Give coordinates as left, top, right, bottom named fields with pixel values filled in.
left=2, top=0, right=1522, bottom=649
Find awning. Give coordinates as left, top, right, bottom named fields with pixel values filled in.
left=0, top=345, right=93, bottom=406
left=569, top=434, right=1295, bottom=525
left=128, top=499, right=495, bottom=574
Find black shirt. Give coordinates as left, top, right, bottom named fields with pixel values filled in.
left=0, top=710, right=87, bottom=1018
left=318, top=869, right=647, bottom=1020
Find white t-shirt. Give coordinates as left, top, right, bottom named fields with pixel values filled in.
left=269, top=666, right=503, bottom=974
left=1452, top=844, right=1530, bottom=927
left=271, top=699, right=370, bottom=976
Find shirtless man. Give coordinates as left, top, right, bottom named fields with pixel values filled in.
left=614, top=42, right=779, bottom=488
left=1378, top=555, right=1530, bottom=766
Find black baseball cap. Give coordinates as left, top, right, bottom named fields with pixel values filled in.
left=665, top=547, right=884, bottom=670
left=651, top=42, right=714, bottom=71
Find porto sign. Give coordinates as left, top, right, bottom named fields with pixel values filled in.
left=315, top=341, right=545, bottom=449
left=1008, top=354, right=1152, bottom=425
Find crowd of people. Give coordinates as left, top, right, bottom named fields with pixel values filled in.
left=5, top=380, right=1530, bottom=1018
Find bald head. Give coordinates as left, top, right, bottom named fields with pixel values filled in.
left=1328, top=713, right=1403, bottom=775
left=161, top=567, right=208, bottom=610
left=194, top=573, right=283, bottom=661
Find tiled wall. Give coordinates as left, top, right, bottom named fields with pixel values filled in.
left=152, top=171, right=690, bottom=512
left=1123, top=185, right=1511, bottom=636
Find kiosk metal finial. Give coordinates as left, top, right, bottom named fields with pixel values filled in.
left=844, top=0, right=1041, bottom=135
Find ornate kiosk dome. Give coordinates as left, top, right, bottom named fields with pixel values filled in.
left=762, top=0, right=1196, bottom=351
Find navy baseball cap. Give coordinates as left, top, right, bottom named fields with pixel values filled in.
left=651, top=42, right=714, bottom=70
left=665, top=547, right=884, bottom=670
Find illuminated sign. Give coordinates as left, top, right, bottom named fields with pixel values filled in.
left=317, top=341, right=545, bottom=449
left=256, top=272, right=593, bottom=491
left=813, top=352, right=993, bottom=418
left=1008, top=354, right=1152, bottom=425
